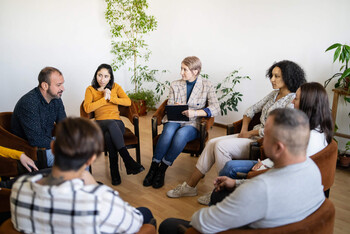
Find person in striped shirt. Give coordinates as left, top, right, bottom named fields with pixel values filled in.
left=10, top=117, right=154, bottom=233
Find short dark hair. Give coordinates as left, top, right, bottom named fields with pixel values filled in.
left=91, top=64, right=114, bottom=90
left=269, top=108, right=310, bottom=156
left=53, top=117, right=104, bottom=171
left=38, top=67, right=62, bottom=87
left=266, top=60, right=306, bottom=92
left=299, top=82, right=334, bottom=144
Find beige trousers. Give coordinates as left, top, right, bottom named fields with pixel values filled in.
left=195, top=134, right=254, bottom=175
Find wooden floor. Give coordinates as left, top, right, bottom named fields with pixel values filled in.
left=91, top=112, right=350, bottom=234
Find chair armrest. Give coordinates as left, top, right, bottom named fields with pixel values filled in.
left=0, top=157, right=18, bottom=177
left=0, top=188, right=11, bottom=213
left=152, top=100, right=167, bottom=125
left=136, top=224, right=156, bottom=234
left=227, top=124, right=234, bottom=135
left=200, top=117, right=214, bottom=132
left=247, top=169, right=269, bottom=179
left=0, top=128, right=37, bottom=161
left=151, top=117, right=158, bottom=140
left=231, top=119, right=243, bottom=135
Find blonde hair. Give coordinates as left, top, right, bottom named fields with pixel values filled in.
left=182, top=56, right=202, bottom=76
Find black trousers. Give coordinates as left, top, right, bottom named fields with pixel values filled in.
left=96, top=119, right=125, bottom=151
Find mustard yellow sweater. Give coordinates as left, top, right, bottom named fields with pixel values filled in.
left=0, top=146, right=23, bottom=160
left=84, top=83, right=131, bottom=120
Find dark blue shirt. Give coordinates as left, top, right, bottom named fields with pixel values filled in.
left=11, top=87, right=66, bottom=149
left=186, top=79, right=212, bottom=117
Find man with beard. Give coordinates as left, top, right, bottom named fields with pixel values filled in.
left=11, top=67, right=66, bottom=168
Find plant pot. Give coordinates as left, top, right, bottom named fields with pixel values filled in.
left=339, top=154, right=350, bottom=167
left=133, top=99, right=147, bottom=116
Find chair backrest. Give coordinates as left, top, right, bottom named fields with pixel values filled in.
left=310, top=139, right=338, bottom=192
left=185, top=199, right=335, bottom=234
left=247, top=139, right=338, bottom=195
left=0, top=112, right=12, bottom=132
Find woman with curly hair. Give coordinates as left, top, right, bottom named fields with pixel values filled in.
left=166, top=60, right=306, bottom=205
left=219, top=82, right=333, bottom=180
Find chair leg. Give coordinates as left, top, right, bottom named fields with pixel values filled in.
left=136, top=145, right=141, bottom=164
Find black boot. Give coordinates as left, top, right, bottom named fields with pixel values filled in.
left=152, top=162, right=168, bottom=189
left=118, top=147, right=145, bottom=175
left=109, top=154, right=121, bottom=186
left=143, top=162, right=159, bottom=187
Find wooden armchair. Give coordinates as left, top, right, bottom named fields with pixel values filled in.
left=226, top=112, right=264, bottom=160
left=152, top=100, right=215, bottom=157
left=80, top=101, right=141, bottom=163
left=0, top=112, right=48, bottom=176
left=247, top=140, right=338, bottom=198
left=185, top=198, right=335, bottom=234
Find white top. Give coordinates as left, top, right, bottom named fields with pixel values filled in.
left=190, top=158, right=325, bottom=233
left=260, top=128, right=328, bottom=170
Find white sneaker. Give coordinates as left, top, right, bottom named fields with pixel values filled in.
left=197, top=192, right=212, bottom=205
left=167, top=182, right=197, bottom=198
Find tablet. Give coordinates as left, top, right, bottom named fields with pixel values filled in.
left=165, top=105, right=189, bottom=121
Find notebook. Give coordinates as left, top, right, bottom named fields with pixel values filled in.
left=165, top=105, right=189, bottom=121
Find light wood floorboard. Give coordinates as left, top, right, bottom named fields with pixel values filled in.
left=91, top=112, right=350, bottom=233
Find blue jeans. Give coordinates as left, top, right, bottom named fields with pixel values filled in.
left=153, top=122, right=199, bottom=166
left=219, top=160, right=258, bottom=178
left=45, top=149, right=55, bottom=167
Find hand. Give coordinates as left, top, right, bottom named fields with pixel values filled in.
left=19, top=153, right=38, bottom=172
left=104, top=88, right=111, bottom=100
left=80, top=170, right=98, bottom=185
left=251, top=159, right=263, bottom=171
left=182, top=109, right=197, bottom=118
left=213, top=176, right=236, bottom=192
left=238, top=131, right=251, bottom=138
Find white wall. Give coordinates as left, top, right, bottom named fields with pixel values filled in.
left=1, top=0, right=349, bottom=148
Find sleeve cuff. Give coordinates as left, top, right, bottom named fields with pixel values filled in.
left=203, top=108, right=212, bottom=117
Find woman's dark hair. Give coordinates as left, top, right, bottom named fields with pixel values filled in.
left=266, top=60, right=306, bottom=92
left=299, top=82, right=333, bottom=144
left=53, top=117, right=104, bottom=171
left=91, top=64, right=114, bottom=90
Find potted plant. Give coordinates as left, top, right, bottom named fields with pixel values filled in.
left=324, top=43, right=350, bottom=92
left=127, top=89, right=158, bottom=116
left=339, top=141, right=350, bottom=167
left=105, top=0, right=158, bottom=114
left=324, top=43, right=350, bottom=166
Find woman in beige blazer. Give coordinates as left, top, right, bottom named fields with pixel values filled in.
left=143, top=56, right=220, bottom=189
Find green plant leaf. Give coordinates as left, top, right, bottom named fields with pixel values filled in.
left=340, top=68, right=350, bottom=79
left=333, top=46, right=341, bottom=63
left=325, top=43, right=341, bottom=52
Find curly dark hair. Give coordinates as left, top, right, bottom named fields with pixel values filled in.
left=266, top=60, right=306, bottom=92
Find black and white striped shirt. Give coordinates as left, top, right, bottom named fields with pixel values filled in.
left=10, top=174, right=143, bottom=234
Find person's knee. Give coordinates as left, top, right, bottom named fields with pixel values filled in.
left=159, top=218, right=188, bottom=234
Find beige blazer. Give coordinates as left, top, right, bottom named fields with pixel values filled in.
left=163, top=76, right=220, bottom=130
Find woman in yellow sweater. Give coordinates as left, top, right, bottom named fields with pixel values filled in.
left=0, top=146, right=38, bottom=172
left=84, top=64, right=144, bottom=185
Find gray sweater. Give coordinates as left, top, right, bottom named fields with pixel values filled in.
left=190, top=157, right=325, bottom=233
